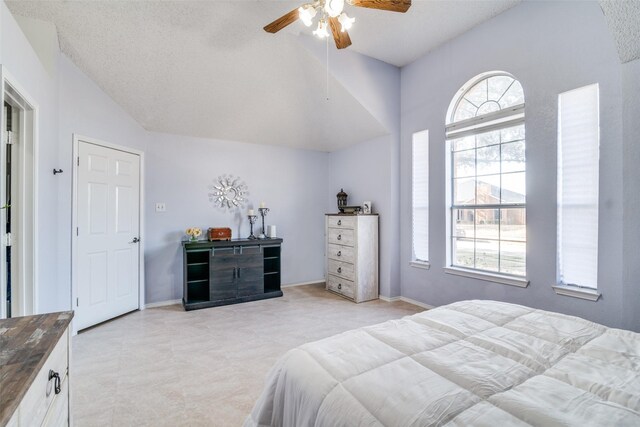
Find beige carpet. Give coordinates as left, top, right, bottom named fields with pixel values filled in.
left=72, top=284, right=423, bottom=426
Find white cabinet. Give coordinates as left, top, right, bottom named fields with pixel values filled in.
left=325, top=214, right=378, bottom=302
left=6, top=322, right=71, bottom=427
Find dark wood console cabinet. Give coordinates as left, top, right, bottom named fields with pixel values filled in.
left=182, top=238, right=283, bottom=311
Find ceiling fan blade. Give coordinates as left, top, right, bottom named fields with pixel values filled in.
left=350, top=0, right=411, bottom=13
left=264, top=8, right=300, bottom=33
left=329, top=17, right=352, bottom=49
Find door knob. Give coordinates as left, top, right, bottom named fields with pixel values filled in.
left=130, top=237, right=140, bottom=243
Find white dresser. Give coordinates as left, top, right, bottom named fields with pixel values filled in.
left=325, top=214, right=379, bottom=302
left=2, top=312, right=73, bottom=427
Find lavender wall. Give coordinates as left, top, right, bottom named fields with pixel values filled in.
left=57, top=55, right=149, bottom=309
left=327, top=136, right=393, bottom=294
left=144, top=131, right=329, bottom=303
left=622, top=59, right=640, bottom=331
left=1, top=3, right=60, bottom=313
left=3, top=2, right=332, bottom=309
left=299, top=36, right=402, bottom=298
left=399, top=1, right=638, bottom=330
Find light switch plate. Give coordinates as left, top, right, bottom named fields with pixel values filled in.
left=155, top=202, right=166, bottom=212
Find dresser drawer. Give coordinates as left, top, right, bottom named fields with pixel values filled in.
left=327, top=216, right=356, bottom=229
left=327, top=243, right=355, bottom=263
left=327, top=228, right=355, bottom=247
left=327, top=259, right=355, bottom=280
left=19, top=329, right=69, bottom=427
left=327, top=274, right=355, bottom=299
left=41, top=376, right=69, bottom=427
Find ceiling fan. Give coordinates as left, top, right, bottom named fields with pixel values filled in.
left=264, top=0, right=412, bottom=50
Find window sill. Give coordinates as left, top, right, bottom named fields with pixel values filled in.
left=552, top=284, right=601, bottom=301
left=443, top=267, right=529, bottom=288
left=410, top=260, right=431, bottom=270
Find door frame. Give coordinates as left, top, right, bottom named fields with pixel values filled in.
left=0, top=66, right=39, bottom=319
left=71, top=134, right=145, bottom=332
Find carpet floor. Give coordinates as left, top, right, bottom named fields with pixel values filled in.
left=72, top=284, right=423, bottom=426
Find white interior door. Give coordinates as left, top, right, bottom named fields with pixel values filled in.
left=76, top=141, right=140, bottom=330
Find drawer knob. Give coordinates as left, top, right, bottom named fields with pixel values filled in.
left=337, top=235, right=342, bottom=241
left=337, top=267, right=342, bottom=273
left=337, top=220, right=342, bottom=225
left=48, top=370, right=61, bottom=395
left=337, top=251, right=341, bottom=257
left=338, top=283, right=342, bottom=290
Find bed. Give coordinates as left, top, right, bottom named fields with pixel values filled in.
left=244, top=300, right=640, bottom=426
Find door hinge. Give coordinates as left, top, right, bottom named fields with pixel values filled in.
left=3, top=233, right=11, bottom=247
left=3, top=130, right=12, bottom=145
left=76, top=297, right=79, bottom=307
left=77, top=157, right=79, bottom=166
left=76, top=227, right=79, bottom=236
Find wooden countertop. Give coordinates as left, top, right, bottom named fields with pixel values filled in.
left=0, top=311, right=73, bottom=425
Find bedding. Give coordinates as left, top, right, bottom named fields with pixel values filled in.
left=244, top=300, right=640, bottom=427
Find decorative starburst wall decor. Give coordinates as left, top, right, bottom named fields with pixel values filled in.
left=208, top=174, right=249, bottom=211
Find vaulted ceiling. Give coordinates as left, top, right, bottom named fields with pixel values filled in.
left=6, top=1, right=637, bottom=151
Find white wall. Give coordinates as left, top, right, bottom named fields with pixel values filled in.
left=400, top=1, right=636, bottom=330
left=144, top=131, right=329, bottom=303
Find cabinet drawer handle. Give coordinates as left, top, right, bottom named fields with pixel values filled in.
left=337, top=251, right=341, bottom=257
left=338, top=283, right=342, bottom=290
left=337, top=235, right=342, bottom=241
left=337, top=220, right=342, bottom=225
left=337, top=267, right=342, bottom=273
left=48, top=370, right=61, bottom=395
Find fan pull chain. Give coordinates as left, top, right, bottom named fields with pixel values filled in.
left=326, top=35, right=330, bottom=101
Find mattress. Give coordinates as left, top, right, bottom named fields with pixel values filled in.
left=244, top=300, right=640, bottom=427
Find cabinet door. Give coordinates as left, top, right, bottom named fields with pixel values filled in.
left=237, top=253, right=264, bottom=297
left=210, top=254, right=237, bottom=301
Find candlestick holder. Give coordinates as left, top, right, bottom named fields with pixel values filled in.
left=258, top=207, right=270, bottom=239
left=247, top=215, right=258, bottom=239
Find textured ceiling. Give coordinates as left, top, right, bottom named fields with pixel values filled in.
left=599, top=0, right=640, bottom=64
left=6, top=0, right=522, bottom=150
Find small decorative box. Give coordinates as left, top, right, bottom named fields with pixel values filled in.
left=208, top=227, right=232, bottom=241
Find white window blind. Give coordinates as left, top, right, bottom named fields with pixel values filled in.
left=412, top=130, right=429, bottom=263
left=557, top=84, right=600, bottom=289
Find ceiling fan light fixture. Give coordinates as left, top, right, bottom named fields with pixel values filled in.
left=338, top=12, right=355, bottom=32
left=324, top=0, right=345, bottom=18
left=298, top=4, right=317, bottom=27
left=313, top=19, right=330, bottom=38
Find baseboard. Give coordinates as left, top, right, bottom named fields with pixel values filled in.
left=399, top=296, right=435, bottom=310
left=281, top=280, right=325, bottom=288
left=145, top=299, right=181, bottom=309
left=379, top=294, right=435, bottom=310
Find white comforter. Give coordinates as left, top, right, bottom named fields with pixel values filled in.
left=245, top=300, right=640, bottom=426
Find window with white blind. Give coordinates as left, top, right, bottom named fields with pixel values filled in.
left=554, top=84, right=601, bottom=301
left=411, top=130, right=429, bottom=267
left=444, top=72, right=527, bottom=287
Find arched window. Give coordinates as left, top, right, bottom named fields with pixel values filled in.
left=445, top=72, right=526, bottom=280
